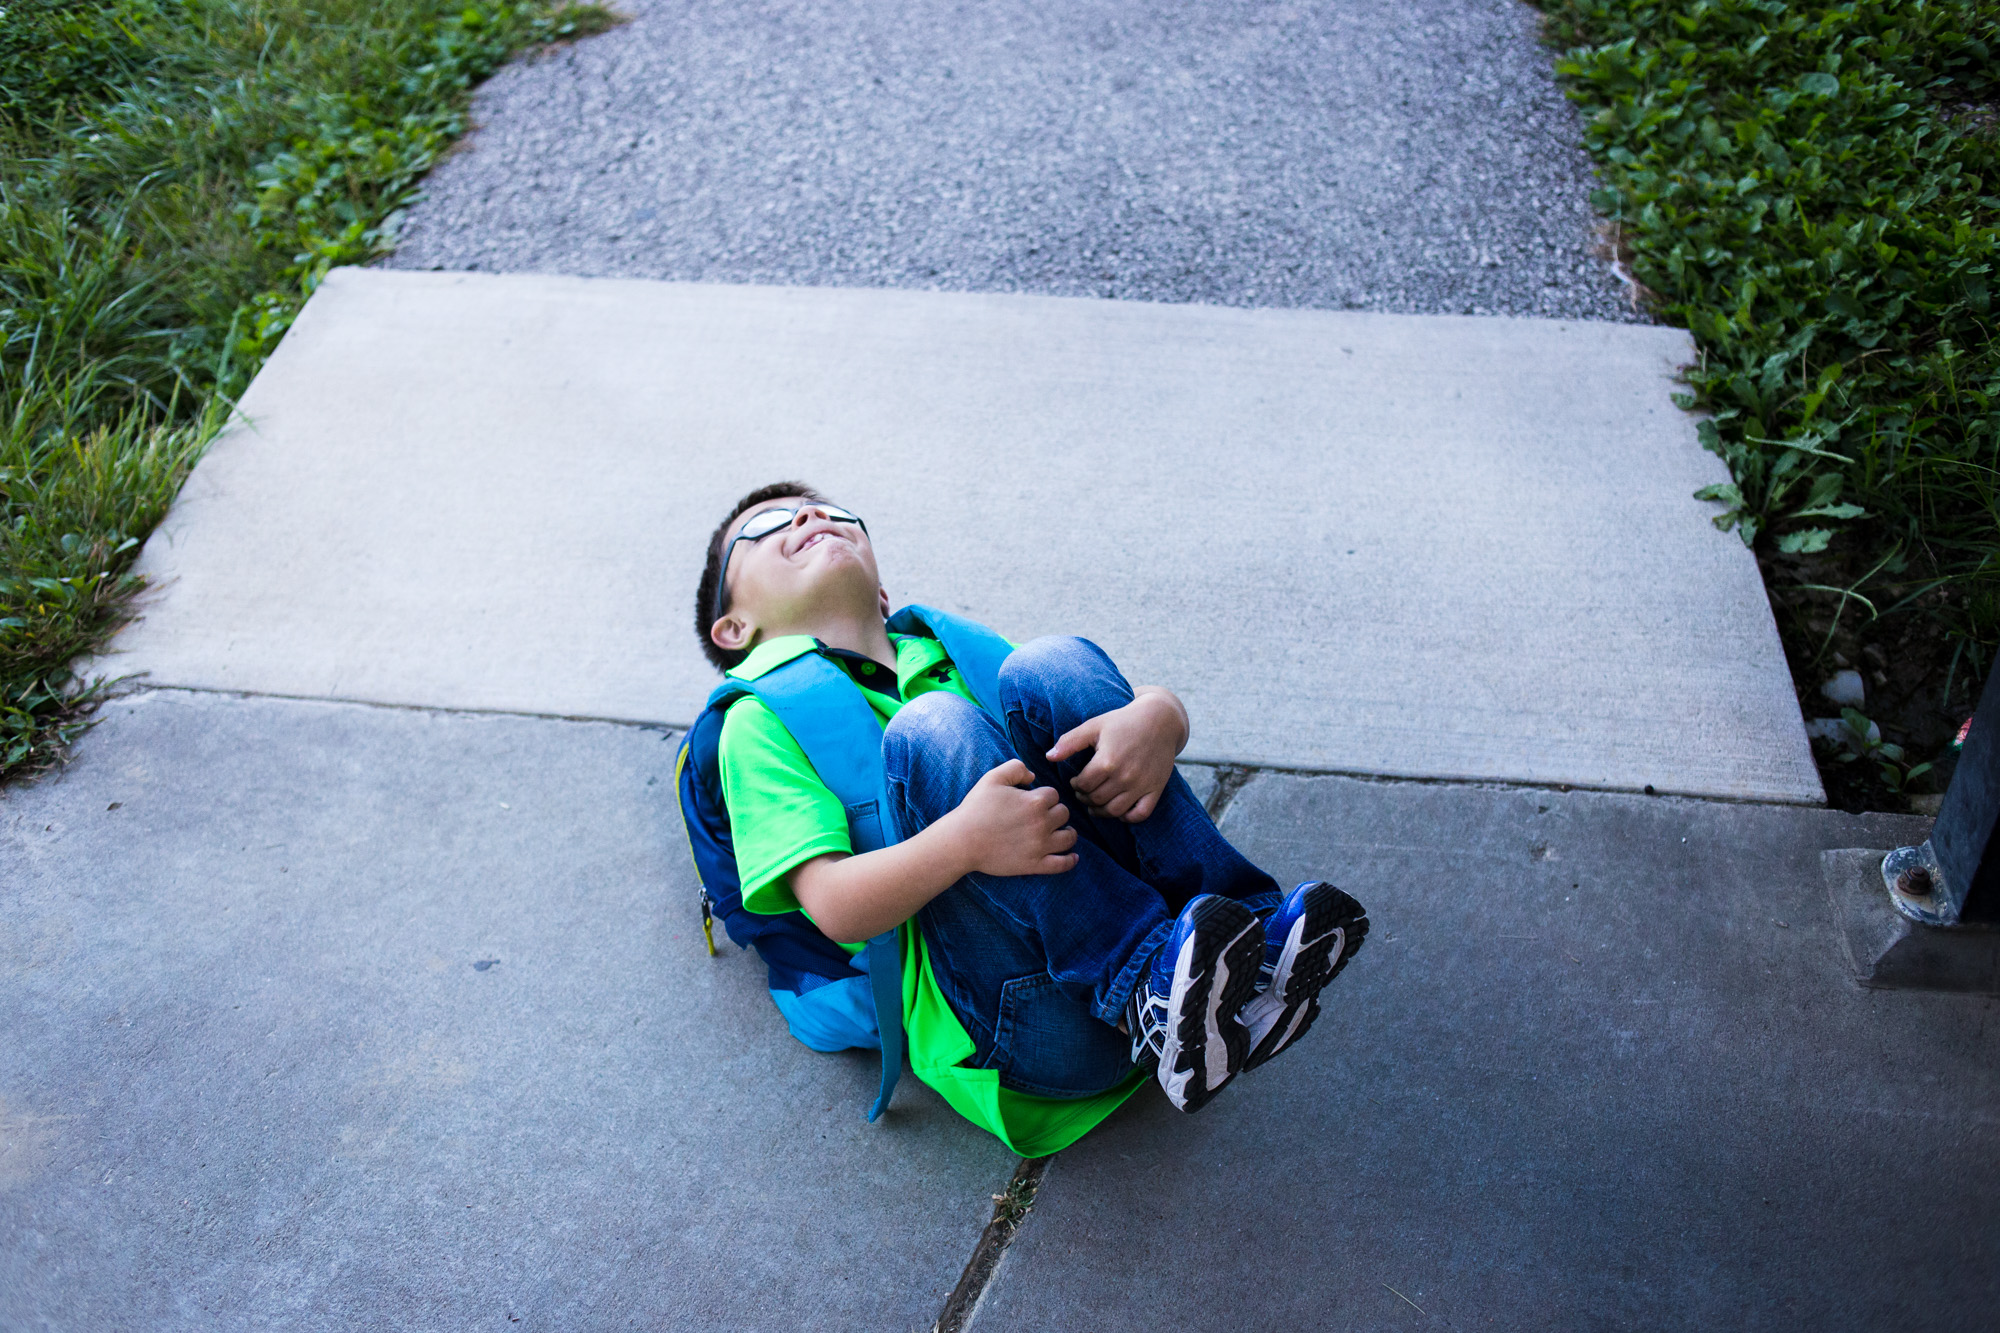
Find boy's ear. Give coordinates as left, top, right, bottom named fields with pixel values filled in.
left=710, top=610, right=756, bottom=654
left=878, top=585, right=891, bottom=620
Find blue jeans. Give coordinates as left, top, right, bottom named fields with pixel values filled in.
left=882, top=637, right=1281, bottom=1099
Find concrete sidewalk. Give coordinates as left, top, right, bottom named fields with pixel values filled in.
left=107, top=268, right=1816, bottom=802
left=25, top=260, right=1946, bottom=1331
left=972, top=778, right=1998, bottom=1331
left=2, top=692, right=1010, bottom=1330
left=8, top=697, right=1993, bottom=1330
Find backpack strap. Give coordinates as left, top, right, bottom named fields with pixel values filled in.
left=710, top=614, right=1015, bottom=1123
left=687, top=679, right=867, bottom=967
left=682, top=684, right=746, bottom=958
left=742, top=653, right=894, bottom=849
left=734, top=652, right=905, bottom=1123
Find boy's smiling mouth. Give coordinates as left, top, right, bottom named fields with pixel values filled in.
left=791, top=525, right=851, bottom=557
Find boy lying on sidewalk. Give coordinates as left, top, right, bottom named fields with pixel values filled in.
left=681, top=482, right=1366, bottom=1155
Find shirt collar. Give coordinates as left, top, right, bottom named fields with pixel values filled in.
left=725, top=634, right=913, bottom=694
left=726, top=635, right=820, bottom=681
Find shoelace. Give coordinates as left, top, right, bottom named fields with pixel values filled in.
left=1127, top=984, right=1171, bottom=1066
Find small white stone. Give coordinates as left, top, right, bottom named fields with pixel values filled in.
left=1806, top=715, right=1879, bottom=746
left=1820, top=669, right=1866, bottom=708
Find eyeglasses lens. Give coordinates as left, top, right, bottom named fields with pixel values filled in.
left=740, top=505, right=862, bottom=542
left=740, top=508, right=794, bottom=540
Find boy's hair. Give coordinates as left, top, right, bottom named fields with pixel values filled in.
left=695, top=480, right=830, bottom=673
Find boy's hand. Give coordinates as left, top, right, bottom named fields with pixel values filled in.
left=1048, top=689, right=1188, bottom=823
left=948, top=759, right=1080, bottom=877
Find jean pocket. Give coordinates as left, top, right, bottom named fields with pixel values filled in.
left=992, top=972, right=1134, bottom=1099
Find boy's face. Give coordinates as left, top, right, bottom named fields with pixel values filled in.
left=709, top=495, right=890, bottom=653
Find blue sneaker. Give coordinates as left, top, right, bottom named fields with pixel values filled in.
left=1238, top=882, right=1367, bottom=1070
left=1126, top=894, right=1265, bottom=1113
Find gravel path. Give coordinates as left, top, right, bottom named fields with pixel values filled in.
left=386, top=0, right=1640, bottom=319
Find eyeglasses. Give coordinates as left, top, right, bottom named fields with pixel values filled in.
left=712, top=503, right=869, bottom=623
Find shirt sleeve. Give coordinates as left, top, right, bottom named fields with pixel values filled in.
left=717, top=696, right=855, bottom=916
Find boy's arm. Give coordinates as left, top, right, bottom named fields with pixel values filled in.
left=790, top=759, right=1078, bottom=943
left=1046, top=685, right=1189, bottom=824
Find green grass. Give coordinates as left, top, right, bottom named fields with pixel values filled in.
left=1534, top=0, right=1998, bottom=803
left=0, top=0, right=618, bottom=777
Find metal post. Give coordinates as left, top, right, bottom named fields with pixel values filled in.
left=1883, top=664, right=2000, bottom=926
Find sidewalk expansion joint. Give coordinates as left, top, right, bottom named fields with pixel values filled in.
left=95, top=686, right=1827, bottom=811
left=96, top=684, right=687, bottom=736
left=933, top=1154, right=1050, bottom=1333
left=1183, top=754, right=1831, bottom=811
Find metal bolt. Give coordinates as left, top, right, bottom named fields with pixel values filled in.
left=1896, top=867, right=1934, bottom=898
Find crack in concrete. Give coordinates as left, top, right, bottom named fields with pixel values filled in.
left=1204, top=765, right=1256, bottom=823
left=933, top=1155, right=1050, bottom=1333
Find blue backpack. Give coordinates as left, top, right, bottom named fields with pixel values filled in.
left=675, top=606, right=1014, bottom=1121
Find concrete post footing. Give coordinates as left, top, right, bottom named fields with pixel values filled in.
left=1824, top=848, right=2000, bottom=994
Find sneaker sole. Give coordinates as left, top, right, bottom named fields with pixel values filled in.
left=1241, top=884, right=1368, bottom=1071
left=1157, top=897, right=1265, bottom=1113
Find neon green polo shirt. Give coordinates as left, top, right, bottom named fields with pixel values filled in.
left=717, top=632, right=1144, bottom=1156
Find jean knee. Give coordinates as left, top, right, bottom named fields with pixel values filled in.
left=884, top=692, right=1012, bottom=790
left=1000, top=636, right=1097, bottom=689
left=1000, top=636, right=1131, bottom=698
left=998, top=637, right=1133, bottom=724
